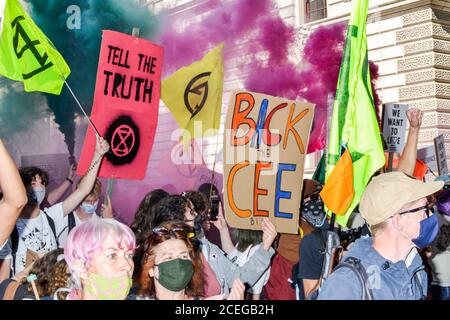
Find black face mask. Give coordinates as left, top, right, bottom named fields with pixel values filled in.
left=193, top=214, right=205, bottom=233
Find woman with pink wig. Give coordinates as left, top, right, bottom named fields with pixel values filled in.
left=64, top=219, right=135, bottom=300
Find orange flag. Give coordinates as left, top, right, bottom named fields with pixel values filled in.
left=320, top=149, right=355, bottom=215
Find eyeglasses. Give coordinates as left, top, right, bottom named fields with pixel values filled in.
left=397, top=203, right=432, bottom=218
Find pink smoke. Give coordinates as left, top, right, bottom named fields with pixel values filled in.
left=160, top=0, right=273, bottom=75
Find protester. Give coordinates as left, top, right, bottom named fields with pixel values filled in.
left=197, top=183, right=223, bottom=248
left=47, top=255, right=70, bottom=300
left=152, top=194, right=277, bottom=297
left=396, top=108, right=423, bottom=175
left=56, top=179, right=114, bottom=247
left=318, top=172, right=443, bottom=300
left=0, top=138, right=27, bottom=252
left=0, top=248, right=68, bottom=300
left=182, top=190, right=234, bottom=254
left=228, top=228, right=271, bottom=300
left=64, top=219, right=135, bottom=300
left=0, top=136, right=109, bottom=278
left=429, top=186, right=450, bottom=300
left=130, top=189, right=169, bottom=280
left=135, top=222, right=244, bottom=300
left=0, top=138, right=28, bottom=283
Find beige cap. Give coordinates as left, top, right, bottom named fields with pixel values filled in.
left=360, top=171, right=444, bottom=226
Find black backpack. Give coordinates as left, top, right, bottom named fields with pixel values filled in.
left=10, top=212, right=59, bottom=275
left=55, top=212, right=76, bottom=244
left=307, top=256, right=374, bottom=300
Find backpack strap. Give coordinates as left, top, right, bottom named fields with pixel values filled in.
left=68, top=212, right=76, bottom=234
left=334, top=257, right=374, bottom=300
left=42, top=212, right=59, bottom=248
left=10, top=226, right=19, bottom=276
left=2, top=279, right=21, bottom=300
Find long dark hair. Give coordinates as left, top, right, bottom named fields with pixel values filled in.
left=231, top=228, right=263, bottom=252
left=152, top=195, right=189, bottom=227
left=131, top=189, right=168, bottom=280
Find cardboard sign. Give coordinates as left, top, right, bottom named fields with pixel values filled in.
left=77, top=30, right=163, bottom=180
left=382, top=103, right=408, bottom=153
left=418, top=145, right=438, bottom=173
left=434, top=134, right=448, bottom=176
left=224, top=91, right=315, bottom=234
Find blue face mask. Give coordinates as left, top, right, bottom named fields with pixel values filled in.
left=28, top=187, right=46, bottom=206
left=80, top=201, right=98, bottom=214
left=411, top=214, right=439, bottom=249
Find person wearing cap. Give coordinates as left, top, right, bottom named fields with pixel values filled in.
left=318, top=171, right=443, bottom=300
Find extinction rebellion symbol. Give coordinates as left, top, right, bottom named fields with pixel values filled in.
left=105, top=115, right=140, bottom=165
left=183, top=72, right=211, bottom=119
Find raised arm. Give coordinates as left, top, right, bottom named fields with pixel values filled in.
left=0, top=139, right=27, bottom=246
left=46, top=164, right=77, bottom=205
left=223, top=219, right=277, bottom=289
left=397, top=108, right=423, bottom=175
left=211, top=205, right=235, bottom=255
left=62, top=136, right=109, bottom=216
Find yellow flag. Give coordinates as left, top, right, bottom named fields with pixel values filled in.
left=162, top=43, right=224, bottom=145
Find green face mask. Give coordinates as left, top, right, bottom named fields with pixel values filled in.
left=85, top=273, right=132, bottom=300
left=155, top=258, right=194, bottom=292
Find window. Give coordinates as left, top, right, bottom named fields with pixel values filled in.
left=305, top=0, right=327, bottom=23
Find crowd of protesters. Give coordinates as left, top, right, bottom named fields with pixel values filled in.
left=0, top=108, right=449, bottom=300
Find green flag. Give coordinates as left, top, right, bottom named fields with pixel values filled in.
left=0, top=0, right=70, bottom=94
left=323, top=0, right=385, bottom=226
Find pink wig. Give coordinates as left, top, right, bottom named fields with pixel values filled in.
left=64, top=219, right=136, bottom=290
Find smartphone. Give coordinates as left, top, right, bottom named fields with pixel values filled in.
left=209, top=194, right=220, bottom=221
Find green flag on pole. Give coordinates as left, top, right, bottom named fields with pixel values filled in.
left=0, top=0, right=70, bottom=94
left=322, top=0, right=385, bottom=226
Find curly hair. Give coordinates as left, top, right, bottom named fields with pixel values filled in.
left=152, top=195, right=189, bottom=227
left=22, top=248, right=64, bottom=298
left=131, top=189, right=169, bottom=246
left=19, top=167, right=49, bottom=187
left=47, top=259, right=70, bottom=300
left=131, top=189, right=169, bottom=280
left=137, top=222, right=203, bottom=298
left=182, top=191, right=208, bottom=214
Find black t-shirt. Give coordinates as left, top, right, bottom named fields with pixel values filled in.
left=297, top=229, right=326, bottom=299
left=0, top=279, right=32, bottom=300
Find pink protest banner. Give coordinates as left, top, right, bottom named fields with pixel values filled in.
left=78, top=30, right=163, bottom=180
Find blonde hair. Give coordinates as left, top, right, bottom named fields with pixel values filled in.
left=77, top=178, right=102, bottom=199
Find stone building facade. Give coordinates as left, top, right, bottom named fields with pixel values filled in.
left=146, top=0, right=450, bottom=177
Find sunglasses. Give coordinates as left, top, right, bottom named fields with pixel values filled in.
left=152, top=226, right=195, bottom=239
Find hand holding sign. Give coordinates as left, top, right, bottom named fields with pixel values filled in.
left=101, top=195, right=114, bottom=219
left=261, top=219, right=277, bottom=251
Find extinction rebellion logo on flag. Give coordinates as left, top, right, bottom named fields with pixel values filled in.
left=184, top=72, right=211, bottom=119
left=0, top=0, right=70, bottom=94
left=11, top=16, right=54, bottom=79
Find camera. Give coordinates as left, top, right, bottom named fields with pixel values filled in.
left=209, top=193, right=220, bottom=221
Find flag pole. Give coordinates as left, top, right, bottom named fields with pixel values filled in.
left=326, top=93, right=337, bottom=231
left=63, top=80, right=101, bottom=138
